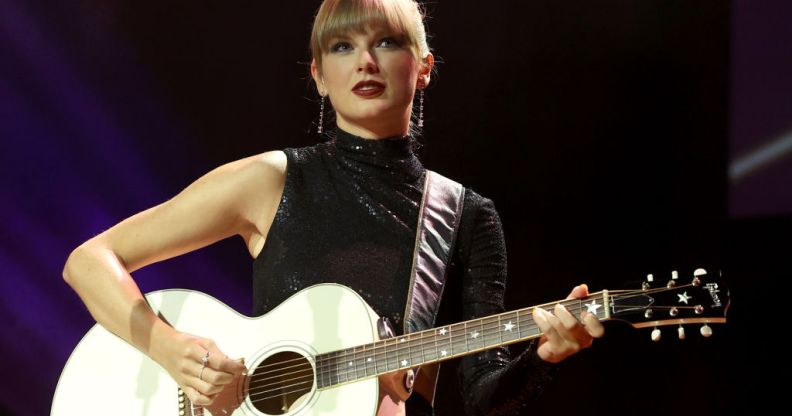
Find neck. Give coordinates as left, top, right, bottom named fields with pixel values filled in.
left=336, top=114, right=410, bottom=140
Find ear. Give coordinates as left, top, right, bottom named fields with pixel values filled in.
left=310, top=58, right=326, bottom=96
left=417, top=53, right=434, bottom=90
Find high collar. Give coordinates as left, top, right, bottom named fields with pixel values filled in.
left=331, top=127, right=423, bottom=183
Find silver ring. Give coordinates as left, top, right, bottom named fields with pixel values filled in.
left=199, top=351, right=210, bottom=380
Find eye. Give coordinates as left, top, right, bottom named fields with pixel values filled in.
left=330, top=41, right=352, bottom=53
left=378, top=37, right=401, bottom=48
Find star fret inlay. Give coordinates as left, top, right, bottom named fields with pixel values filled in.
left=584, top=300, right=602, bottom=315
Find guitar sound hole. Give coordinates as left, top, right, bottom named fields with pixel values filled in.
left=249, top=351, right=314, bottom=415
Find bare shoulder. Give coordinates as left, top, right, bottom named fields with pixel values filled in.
left=221, top=151, right=288, bottom=256
left=189, top=151, right=285, bottom=209
left=241, top=150, right=287, bottom=175
left=211, top=150, right=286, bottom=188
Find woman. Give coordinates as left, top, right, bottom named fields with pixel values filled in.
left=62, top=0, right=603, bottom=414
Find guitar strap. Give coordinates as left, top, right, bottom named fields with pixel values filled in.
left=403, top=170, right=465, bottom=334
left=399, top=170, right=464, bottom=406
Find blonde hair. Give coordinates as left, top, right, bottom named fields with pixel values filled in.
left=310, top=0, right=431, bottom=74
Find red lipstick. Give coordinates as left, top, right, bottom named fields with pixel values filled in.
left=352, top=80, right=385, bottom=97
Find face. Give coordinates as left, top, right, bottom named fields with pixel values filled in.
left=311, top=25, right=432, bottom=139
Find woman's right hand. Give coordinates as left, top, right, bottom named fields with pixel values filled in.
left=62, top=152, right=285, bottom=405
left=157, top=332, right=248, bottom=406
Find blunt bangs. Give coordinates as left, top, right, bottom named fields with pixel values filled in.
left=311, top=0, right=428, bottom=72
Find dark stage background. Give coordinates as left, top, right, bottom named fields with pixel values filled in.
left=1, top=1, right=790, bottom=415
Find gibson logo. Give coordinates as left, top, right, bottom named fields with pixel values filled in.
left=705, top=283, right=722, bottom=307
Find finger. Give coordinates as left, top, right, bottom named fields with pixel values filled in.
left=544, top=306, right=594, bottom=351
left=553, top=304, right=594, bottom=350
left=582, top=312, right=605, bottom=338
left=195, top=360, right=234, bottom=386
left=534, top=308, right=571, bottom=363
left=192, top=373, right=225, bottom=396
left=193, top=344, right=212, bottom=367
left=183, top=385, right=217, bottom=406
left=566, top=284, right=589, bottom=300
left=533, top=307, right=561, bottom=345
left=202, top=339, right=247, bottom=375
left=215, top=356, right=248, bottom=376
left=553, top=303, right=590, bottom=341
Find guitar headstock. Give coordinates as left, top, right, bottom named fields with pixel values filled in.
left=605, top=268, right=729, bottom=341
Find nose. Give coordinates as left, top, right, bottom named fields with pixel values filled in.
left=357, top=50, right=379, bottom=74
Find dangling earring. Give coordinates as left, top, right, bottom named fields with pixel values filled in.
left=317, top=95, right=326, bottom=134
left=418, top=89, right=425, bottom=128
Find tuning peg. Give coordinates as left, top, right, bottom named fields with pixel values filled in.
left=651, top=327, right=661, bottom=342
left=647, top=273, right=654, bottom=282
left=700, top=324, right=713, bottom=338
left=672, top=270, right=679, bottom=280
left=678, top=325, right=686, bottom=340
left=644, top=309, right=653, bottom=319
left=669, top=307, right=679, bottom=317
left=693, top=268, right=708, bottom=277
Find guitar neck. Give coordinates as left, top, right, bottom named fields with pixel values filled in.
left=315, top=291, right=611, bottom=388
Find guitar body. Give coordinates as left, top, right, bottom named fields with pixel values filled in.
left=52, top=284, right=384, bottom=416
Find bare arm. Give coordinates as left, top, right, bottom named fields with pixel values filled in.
left=62, top=150, right=286, bottom=405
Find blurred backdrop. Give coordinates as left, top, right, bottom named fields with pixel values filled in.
left=1, top=0, right=789, bottom=415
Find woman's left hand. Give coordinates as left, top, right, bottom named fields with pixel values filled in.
left=533, top=284, right=605, bottom=363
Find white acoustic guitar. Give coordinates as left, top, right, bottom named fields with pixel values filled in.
left=51, top=269, right=728, bottom=415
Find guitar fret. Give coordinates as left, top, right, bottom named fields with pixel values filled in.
left=482, top=316, right=499, bottom=349
left=316, top=293, right=612, bottom=388
left=316, top=355, right=324, bottom=388
left=337, top=349, right=346, bottom=384
left=497, top=314, right=503, bottom=345
left=377, top=339, right=387, bottom=374
left=433, top=328, right=439, bottom=361
left=409, top=332, right=424, bottom=367
left=389, top=337, right=401, bottom=371
left=451, top=323, right=466, bottom=356
left=353, top=345, right=361, bottom=380
left=462, top=322, right=470, bottom=352
left=364, top=343, right=375, bottom=377
left=502, top=311, right=520, bottom=343
left=517, top=310, right=524, bottom=338
left=400, top=337, right=407, bottom=368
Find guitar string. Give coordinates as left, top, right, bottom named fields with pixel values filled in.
left=243, top=286, right=703, bottom=401
left=246, top=310, right=553, bottom=383
left=241, top=307, right=578, bottom=400
left=243, top=286, right=689, bottom=384
left=242, top=315, right=550, bottom=400
left=242, top=296, right=591, bottom=381
left=243, top=286, right=693, bottom=392
left=244, top=313, right=573, bottom=403
left=239, top=288, right=669, bottom=380
left=243, top=297, right=611, bottom=393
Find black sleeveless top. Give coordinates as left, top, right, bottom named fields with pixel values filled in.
left=252, top=128, right=556, bottom=415
left=252, top=128, right=423, bottom=329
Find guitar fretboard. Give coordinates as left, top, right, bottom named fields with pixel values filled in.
left=314, top=293, right=609, bottom=388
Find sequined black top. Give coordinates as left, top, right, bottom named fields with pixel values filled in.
left=252, top=128, right=555, bottom=415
